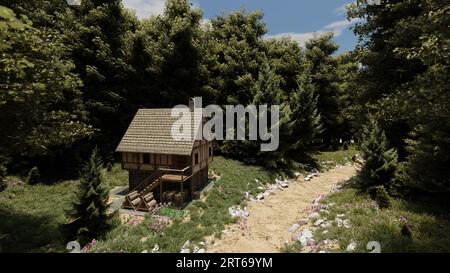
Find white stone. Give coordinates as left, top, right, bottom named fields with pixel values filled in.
left=335, top=218, right=343, bottom=227
left=182, top=240, right=190, bottom=249
left=141, top=250, right=148, bottom=253
left=288, top=223, right=300, bottom=233
left=337, top=214, right=346, bottom=218
left=180, top=248, right=190, bottom=253
left=256, top=193, right=265, bottom=200
left=193, top=246, right=200, bottom=253
left=343, top=219, right=352, bottom=229
left=197, top=249, right=206, bottom=253
left=322, top=230, right=329, bottom=234
left=298, top=228, right=315, bottom=247
left=346, top=241, right=357, bottom=252
left=294, top=172, right=301, bottom=177
left=309, top=212, right=320, bottom=220
left=151, top=244, right=160, bottom=253
left=314, top=219, right=325, bottom=227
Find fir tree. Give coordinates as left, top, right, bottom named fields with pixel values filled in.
left=64, top=149, right=110, bottom=245
left=359, top=121, right=398, bottom=188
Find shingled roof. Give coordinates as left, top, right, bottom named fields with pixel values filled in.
left=115, top=108, right=203, bottom=155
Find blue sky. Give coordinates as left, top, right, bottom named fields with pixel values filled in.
left=123, top=0, right=358, bottom=54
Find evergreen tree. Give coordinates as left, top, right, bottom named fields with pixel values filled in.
left=64, top=149, right=110, bottom=245
left=359, top=120, right=398, bottom=188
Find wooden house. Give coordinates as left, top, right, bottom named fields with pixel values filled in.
left=115, top=100, right=213, bottom=211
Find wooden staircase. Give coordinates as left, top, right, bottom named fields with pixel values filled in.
left=122, top=169, right=164, bottom=212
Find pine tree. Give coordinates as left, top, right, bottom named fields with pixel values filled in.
left=359, top=121, right=398, bottom=188
left=64, top=149, right=110, bottom=245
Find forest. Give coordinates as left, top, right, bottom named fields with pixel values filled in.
left=0, top=0, right=449, bottom=253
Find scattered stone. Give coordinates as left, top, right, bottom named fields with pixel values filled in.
left=229, top=206, right=250, bottom=218
left=256, top=193, right=265, bottom=200
left=313, top=194, right=325, bottom=205
left=320, top=221, right=332, bottom=228
left=322, top=230, right=329, bottom=234
left=197, top=249, right=206, bottom=253
left=346, top=241, right=357, bottom=252
left=309, top=212, right=320, bottom=220
left=297, top=228, right=315, bottom=247
left=343, top=219, right=352, bottom=229
left=180, top=248, right=190, bottom=253
left=294, top=172, right=301, bottom=177
left=193, top=245, right=200, bottom=253
left=337, top=214, right=346, bottom=218
left=288, top=223, right=300, bottom=233
left=140, top=237, right=149, bottom=243
left=141, top=250, right=148, bottom=253
left=182, top=240, right=190, bottom=249
left=257, top=186, right=265, bottom=190
left=151, top=244, right=160, bottom=253
left=298, top=219, right=308, bottom=226
left=314, top=219, right=325, bottom=227
left=335, top=217, right=343, bottom=227
left=318, top=250, right=327, bottom=253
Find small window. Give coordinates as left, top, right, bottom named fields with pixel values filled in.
left=209, top=147, right=212, bottom=157
left=143, top=154, right=150, bottom=164
left=195, top=153, right=199, bottom=164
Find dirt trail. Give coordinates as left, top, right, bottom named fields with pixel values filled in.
left=206, top=165, right=357, bottom=253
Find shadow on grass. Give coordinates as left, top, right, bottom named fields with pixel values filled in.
left=0, top=208, right=64, bottom=253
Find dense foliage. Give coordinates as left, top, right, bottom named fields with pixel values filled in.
left=1, top=0, right=449, bottom=198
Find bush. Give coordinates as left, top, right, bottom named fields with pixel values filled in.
left=358, top=121, right=398, bottom=188
left=370, top=185, right=392, bottom=209
left=106, top=162, right=113, bottom=172
left=27, top=167, right=40, bottom=185
left=0, top=165, right=7, bottom=192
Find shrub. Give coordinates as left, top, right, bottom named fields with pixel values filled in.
left=27, top=167, right=40, bottom=185
left=371, top=185, right=392, bottom=209
left=106, top=162, right=113, bottom=172
left=358, top=121, right=398, bottom=188
left=0, top=165, right=7, bottom=192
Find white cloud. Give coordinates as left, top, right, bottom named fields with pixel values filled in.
left=265, top=18, right=361, bottom=47
left=334, top=2, right=354, bottom=15
left=123, top=0, right=166, bottom=19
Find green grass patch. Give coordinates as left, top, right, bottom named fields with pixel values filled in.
left=312, top=146, right=358, bottom=170
left=284, top=184, right=450, bottom=253
left=0, top=163, right=127, bottom=253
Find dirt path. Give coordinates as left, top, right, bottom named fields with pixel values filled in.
left=206, top=165, right=357, bottom=253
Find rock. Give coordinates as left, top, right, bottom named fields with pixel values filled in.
left=298, top=219, right=308, bottom=226
left=257, top=186, right=265, bottom=190
left=346, top=241, right=357, bottom=252
left=320, top=221, right=332, bottom=228
left=256, top=193, right=265, bottom=200
left=335, top=218, right=343, bottom=227
left=318, top=250, right=327, bottom=253
left=288, top=223, right=300, bottom=233
left=182, top=240, right=190, bottom=249
left=309, top=212, right=320, bottom=220
left=151, top=244, right=160, bottom=253
left=199, top=241, right=206, bottom=246
left=320, top=209, right=330, bottom=214
left=313, top=195, right=325, bottom=205
left=141, top=250, right=148, bottom=253
left=322, top=230, right=329, bottom=234
left=193, top=246, right=200, bottom=253
left=294, top=172, right=301, bottom=177
left=314, top=219, right=325, bottom=227
left=255, top=178, right=260, bottom=184
left=343, top=219, right=352, bottom=229
left=297, top=228, right=315, bottom=247
left=180, top=248, right=190, bottom=253
left=337, top=214, right=346, bottom=218
left=197, top=249, right=206, bottom=253
left=140, top=237, right=149, bottom=243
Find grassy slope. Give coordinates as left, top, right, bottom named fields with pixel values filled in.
left=284, top=184, right=450, bottom=253
left=92, top=156, right=281, bottom=252
left=0, top=164, right=127, bottom=252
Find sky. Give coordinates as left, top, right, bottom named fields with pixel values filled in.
left=122, top=0, right=359, bottom=54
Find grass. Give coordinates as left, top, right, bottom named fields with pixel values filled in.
left=312, top=146, right=359, bottom=171
left=91, top=156, right=282, bottom=253
left=283, top=181, right=450, bottom=253
left=0, top=163, right=128, bottom=253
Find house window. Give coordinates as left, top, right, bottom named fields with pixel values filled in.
left=195, top=153, right=199, bottom=164
left=143, top=154, right=150, bottom=164
left=209, top=147, right=212, bottom=157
